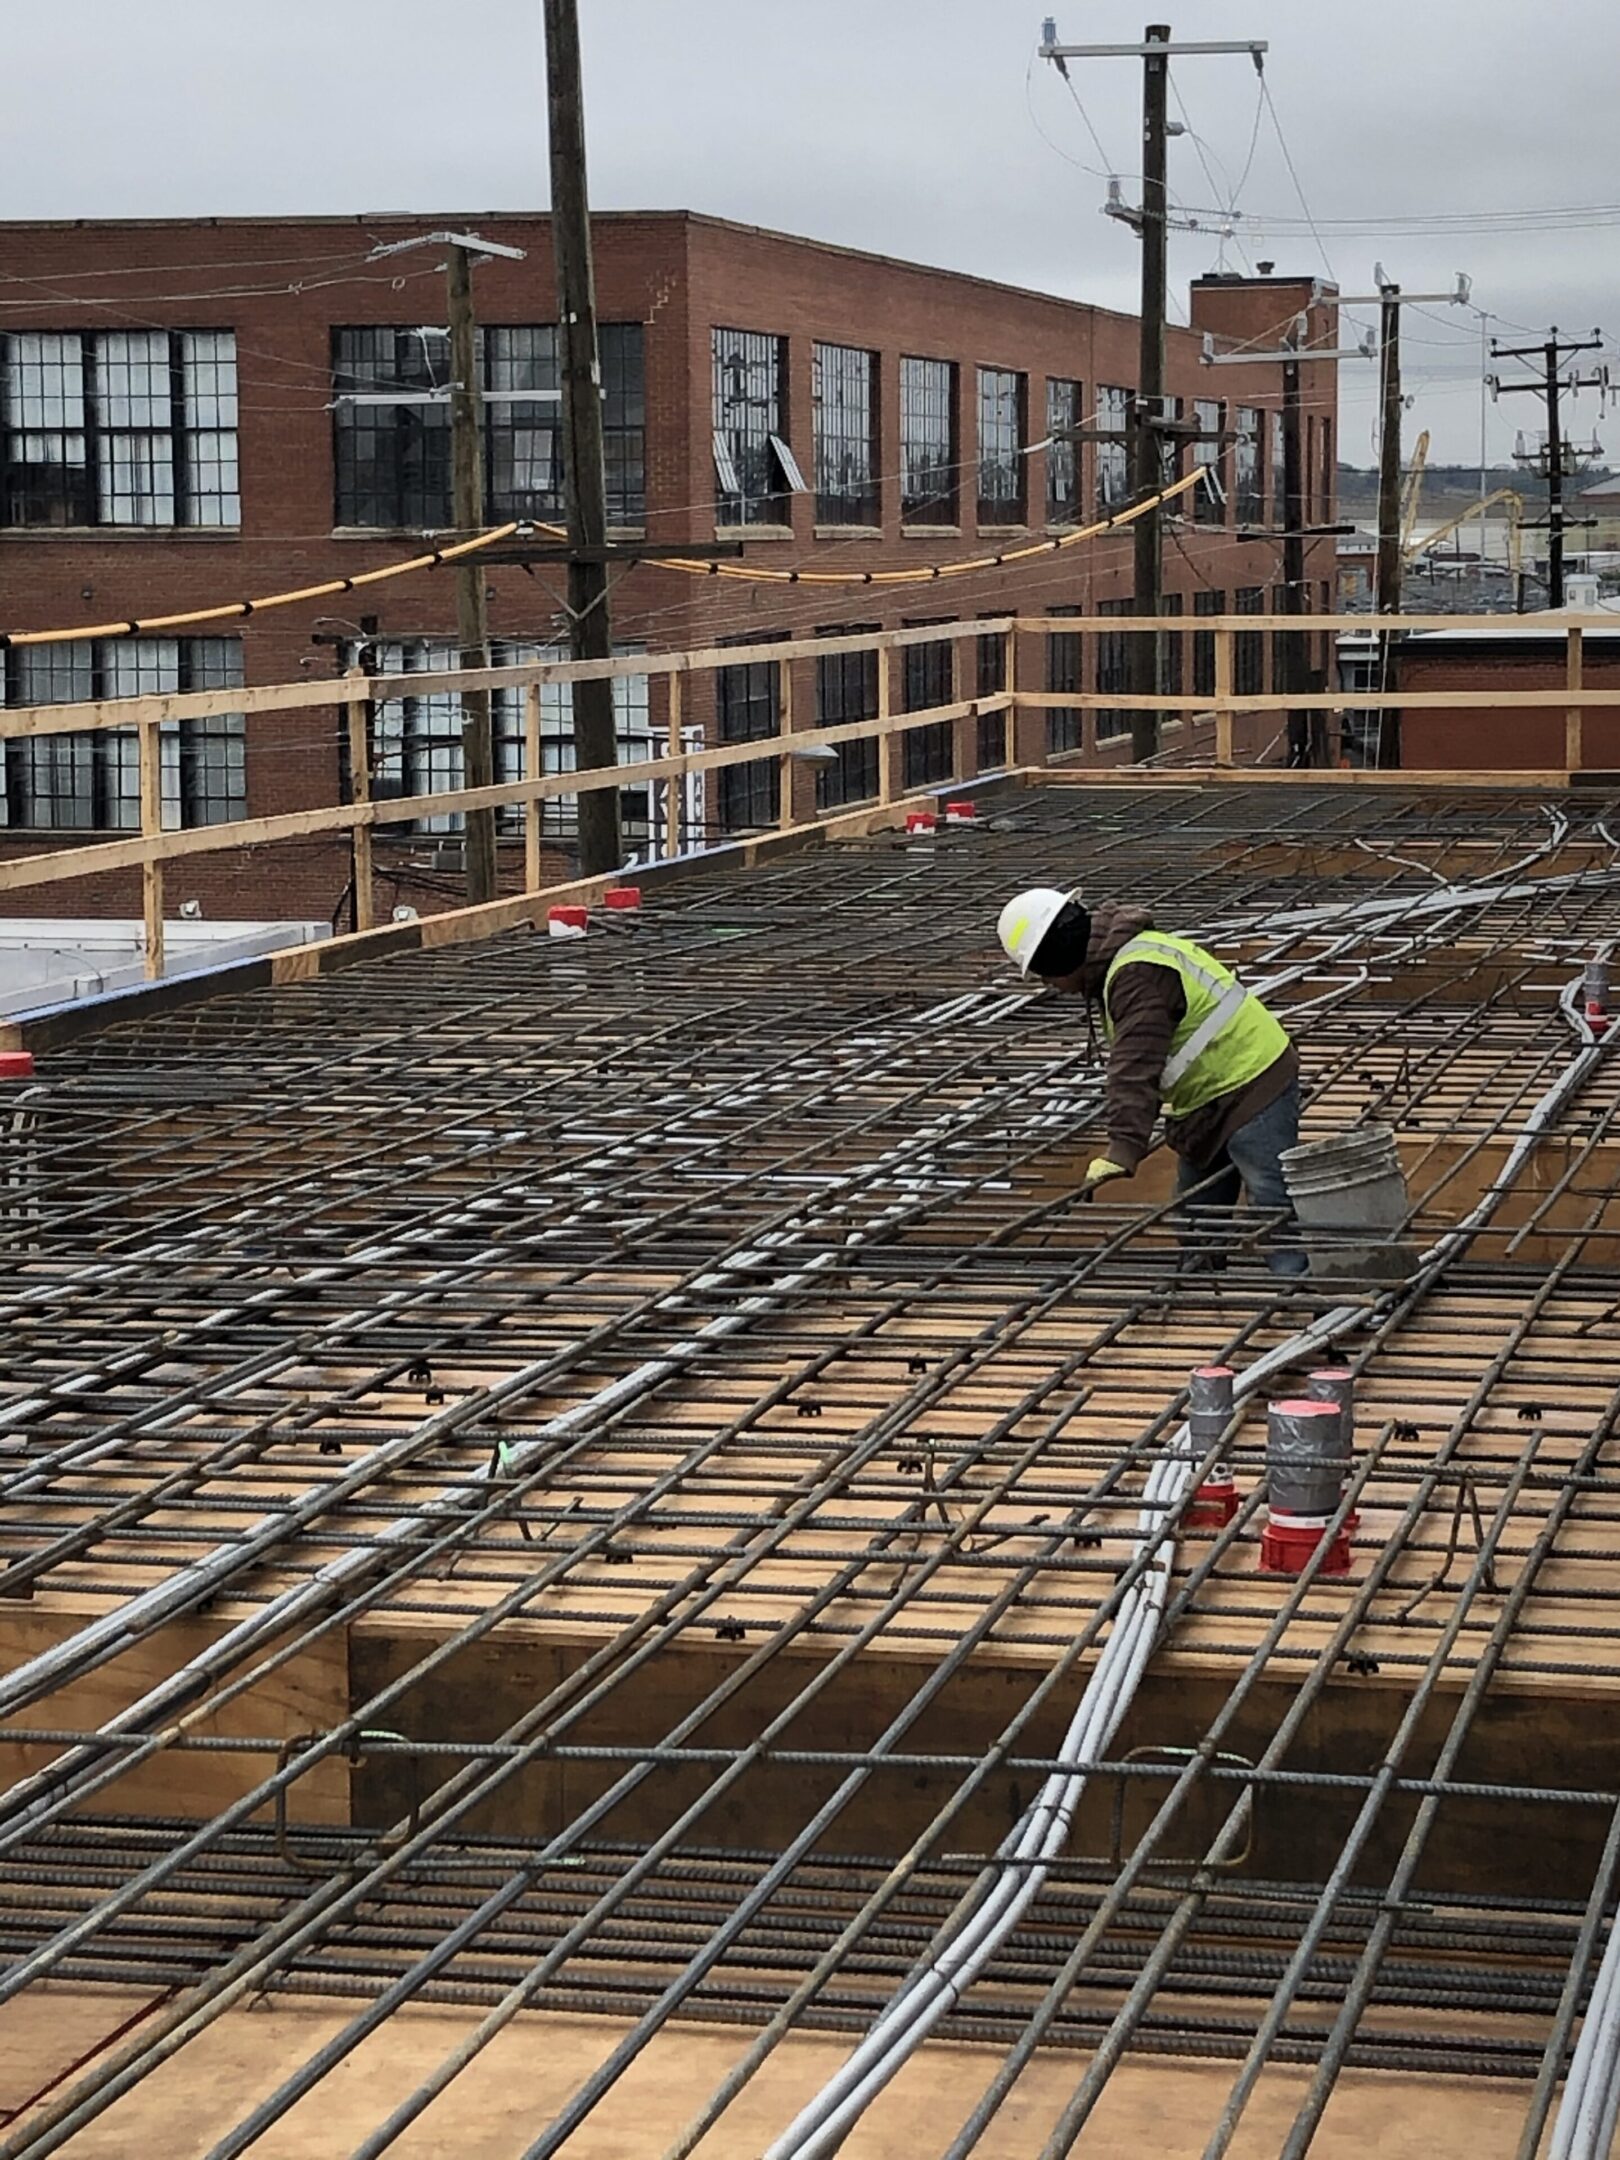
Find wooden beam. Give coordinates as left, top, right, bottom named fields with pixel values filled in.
left=523, top=680, right=544, bottom=894
left=138, top=719, right=163, bottom=981
left=1214, top=627, right=1234, bottom=767
left=345, top=669, right=376, bottom=934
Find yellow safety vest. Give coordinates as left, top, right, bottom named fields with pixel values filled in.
left=1103, top=931, right=1290, bottom=1118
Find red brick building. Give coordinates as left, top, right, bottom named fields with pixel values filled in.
left=1394, top=606, right=1620, bottom=772
left=0, top=212, right=1338, bottom=921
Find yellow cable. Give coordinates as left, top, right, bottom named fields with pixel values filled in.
left=3, top=522, right=521, bottom=648
left=4, top=464, right=1206, bottom=648
left=528, top=466, right=1207, bottom=587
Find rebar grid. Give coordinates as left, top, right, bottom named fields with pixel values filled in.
left=3, top=780, right=1620, bottom=2156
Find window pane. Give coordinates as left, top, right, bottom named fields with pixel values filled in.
left=976, top=367, right=1025, bottom=528
left=1095, top=598, right=1132, bottom=739
left=1046, top=608, right=1082, bottom=754
left=900, top=358, right=955, bottom=525
left=1096, top=386, right=1130, bottom=511
left=1045, top=378, right=1080, bottom=526
left=1192, top=397, right=1225, bottom=526
left=333, top=328, right=453, bottom=528
left=2, top=335, right=90, bottom=523
left=714, top=327, right=788, bottom=527
left=9, top=643, right=96, bottom=828
left=1235, top=407, right=1263, bottom=525
left=812, top=344, right=877, bottom=526
left=98, top=430, right=175, bottom=526
left=814, top=628, right=879, bottom=809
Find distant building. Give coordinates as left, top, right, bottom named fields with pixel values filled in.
left=0, top=214, right=1338, bottom=923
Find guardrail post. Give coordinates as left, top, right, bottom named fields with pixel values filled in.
left=345, top=667, right=376, bottom=931
left=663, top=671, right=684, bottom=860
left=877, top=640, right=895, bottom=805
left=1215, top=626, right=1235, bottom=767
left=138, top=718, right=164, bottom=980
left=523, top=680, right=544, bottom=891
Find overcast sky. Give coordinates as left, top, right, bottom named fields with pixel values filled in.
left=4, top=0, right=1617, bottom=468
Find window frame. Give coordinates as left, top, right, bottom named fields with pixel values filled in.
left=715, top=650, right=783, bottom=832
left=713, top=326, right=792, bottom=529
left=0, top=635, right=245, bottom=832
left=1191, top=397, right=1225, bottom=526
left=976, top=365, right=1026, bottom=528
left=901, top=628, right=955, bottom=786
left=332, top=323, right=645, bottom=531
left=811, top=344, right=879, bottom=527
left=1096, top=385, right=1130, bottom=513
left=900, top=357, right=958, bottom=527
left=814, top=627, right=880, bottom=809
left=0, top=329, right=239, bottom=530
left=1045, top=378, right=1082, bottom=527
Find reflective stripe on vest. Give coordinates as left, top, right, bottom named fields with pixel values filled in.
left=1103, top=931, right=1288, bottom=1116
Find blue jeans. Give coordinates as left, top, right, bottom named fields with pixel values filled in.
left=1174, top=1079, right=1307, bottom=1277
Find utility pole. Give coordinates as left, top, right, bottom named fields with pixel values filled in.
left=544, top=0, right=621, bottom=876
left=1375, top=280, right=1404, bottom=620
left=447, top=242, right=498, bottom=905
left=1492, top=331, right=1607, bottom=608
left=1279, top=325, right=1311, bottom=764
left=360, top=227, right=526, bottom=905
left=1128, top=23, right=1170, bottom=766
left=1040, top=21, right=1266, bottom=762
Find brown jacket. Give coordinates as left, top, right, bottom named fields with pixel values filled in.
left=1078, top=903, right=1298, bottom=1172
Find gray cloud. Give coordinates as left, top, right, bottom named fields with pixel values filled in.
left=3, top=0, right=1616, bottom=465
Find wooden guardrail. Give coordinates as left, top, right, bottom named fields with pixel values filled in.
left=0, top=611, right=1612, bottom=979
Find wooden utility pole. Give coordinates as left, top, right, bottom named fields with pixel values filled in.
left=447, top=242, right=498, bottom=905
left=1127, top=22, right=1170, bottom=765
left=1375, top=281, right=1404, bottom=620
left=544, top=0, right=621, bottom=876
left=1280, top=328, right=1310, bottom=764
left=1039, top=23, right=1267, bottom=765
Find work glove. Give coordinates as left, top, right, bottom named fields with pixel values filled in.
left=1084, top=1157, right=1129, bottom=1189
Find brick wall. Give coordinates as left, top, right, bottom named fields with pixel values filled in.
left=0, top=212, right=1336, bottom=921
left=1400, top=643, right=1620, bottom=770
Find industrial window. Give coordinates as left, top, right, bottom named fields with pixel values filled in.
left=1192, top=398, right=1225, bottom=525
left=1193, top=588, right=1224, bottom=698
left=1235, top=586, right=1265, bottom=697
left=1235, top=408, right=1264, bottom=525
left=976, top=632, right=1008, bottom=769
left=332, top=324, right=645, bottom=530
left=713, top=327, right=797, bottom=528
left=1096, top=385, right=1130, bottom=512
left=1270, top=409, right=1286, bottom=519
left=902, top=631, right=954, bottom=787
left=814, top=628, right=879, bottom=810
left=0, top=330, right=238, bottom=528
left=1046, top=378, right=1081, bottom=526
left=1046, top=608, right=1082, bottom=755
left=0, top=636, right=245, bottom=831
left=976, top=367, right=1025, bottom=527
left=900, top=357, right=957, bottom=525
left=1095, top=598, right=1133, bottom=739
left=1320, top=414, right=1335, bottom=520
left=811, top=345, right=878, bottom=526
left=715, top=654, right=781, bottom=832
left=369, top=637, right=653, bottom=844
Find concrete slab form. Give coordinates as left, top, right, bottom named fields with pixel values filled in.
left=3, top=780, right=1620, bottom=2155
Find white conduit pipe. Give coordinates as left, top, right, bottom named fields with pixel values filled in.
left=770, top=979, right=1610, bottom=2160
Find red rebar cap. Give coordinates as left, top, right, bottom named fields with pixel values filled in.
left=0, top=1051, right=35, bottom=1080
left=946, top=800, right=977, bottom=820
left=1310, top=1367, right=1354, bottom=1382
left=1194, top=1364, right=1235, bottom=1380
left=604, top=886, right=642, bottom=911
left=905, top=811, right=937, bottom=833
left=547, top=905, right=589, bottom=930
left=1272, top=1398, right=1341, bottom=1418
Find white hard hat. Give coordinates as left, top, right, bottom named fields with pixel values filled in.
left=997, top=887, right=1079, bottom=976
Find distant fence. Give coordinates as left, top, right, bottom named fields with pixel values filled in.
left=0, top=612, right=1612, bottom=978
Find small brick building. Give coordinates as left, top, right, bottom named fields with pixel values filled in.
left=1395, top=606, right=1620, bottom=772
left=0, top=212, right=1338, bottom=922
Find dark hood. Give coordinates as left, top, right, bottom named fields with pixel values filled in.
left=1078, top=902, right=1155, bottom=999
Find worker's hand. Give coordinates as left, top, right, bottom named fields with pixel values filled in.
left=1084, top=1157, right=1129, bottom=1189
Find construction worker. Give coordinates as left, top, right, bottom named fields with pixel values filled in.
left=996, top=887, right=1305, bottom=1274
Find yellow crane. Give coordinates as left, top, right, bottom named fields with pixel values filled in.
left=1398, top=431, right=1431, bottom=554
left=1406, top=487, right=1525, bottom=578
